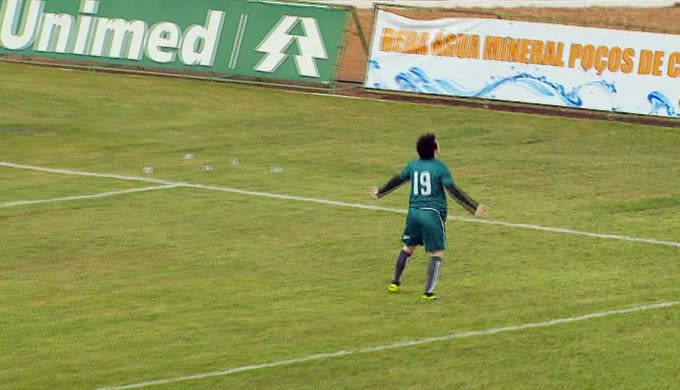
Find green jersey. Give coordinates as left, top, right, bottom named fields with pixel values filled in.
left=399, top=158, right=455, bottom=218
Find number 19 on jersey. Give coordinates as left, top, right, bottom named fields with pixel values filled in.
left=413, top=171, right=432, bottom=196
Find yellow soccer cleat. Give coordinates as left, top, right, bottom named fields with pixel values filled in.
left=387, top=283, right=400, bottom=293
left=420, top=293, right=439, bottom=301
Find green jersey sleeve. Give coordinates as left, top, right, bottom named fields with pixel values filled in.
left=399, top=161, right=413, bottom=181
left=440, top=163, right=454, bottom=186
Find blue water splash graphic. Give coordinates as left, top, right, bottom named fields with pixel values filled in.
left=369, top=59, right=384, bottom=88
left=394, top=67, right=619, bottom=109
left=647, top=91, right=680, bottom=117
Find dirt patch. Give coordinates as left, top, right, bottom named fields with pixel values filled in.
left=335, top=5, right=680, bottom=127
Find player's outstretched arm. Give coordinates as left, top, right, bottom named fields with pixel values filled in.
left=372, top=174, right=406, bottom=199
left=445, top=183, right=488, bottom=217
left=474, top=203, right=489, bottom=218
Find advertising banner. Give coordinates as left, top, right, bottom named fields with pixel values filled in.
left=365, top=9, right=680, bottom=118
left=0, top=0, right=349, bottom=84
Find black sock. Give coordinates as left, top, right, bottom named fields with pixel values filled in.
left=424, top=256, right=442, bottom=294
left=392, top=249, right=411, bottom=284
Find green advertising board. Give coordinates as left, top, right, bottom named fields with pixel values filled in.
left=0, top=0, right=349, bottom=84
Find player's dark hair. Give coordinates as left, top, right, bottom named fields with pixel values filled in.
left=416, top=133, right=438, bottom=160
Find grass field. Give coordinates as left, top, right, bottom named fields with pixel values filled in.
left=1, top=61, right=679, bottom=389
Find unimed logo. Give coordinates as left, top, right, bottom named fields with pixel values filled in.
left=255, top=15, right=327, bottom=78
left=0, top=0, right=342, bottom=80
left=0, top=0, right=225, bottom=66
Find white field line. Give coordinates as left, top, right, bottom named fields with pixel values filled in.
left=0, top=184, right=182, bottom=209
left=96, top=300, right=680, bottom=389
left=2, top=161, right=679, bottom=248
left=455, top=217, right=680, bottom=248
left=0, top=162, right=178, bottom=185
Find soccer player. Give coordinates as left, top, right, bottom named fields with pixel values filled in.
left=371, top=133, right=488, bottom=301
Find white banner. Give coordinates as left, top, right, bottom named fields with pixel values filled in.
left=365, top=10, right=680, bottom=118
left=315, top=1, right=676, bottom=8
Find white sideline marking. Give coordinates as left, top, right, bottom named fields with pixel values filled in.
left=0, top=184, right=181, bottom=209
left=457, top=217, right=680, bottom=248
left=0, top=162, right=178, bottom=185
left=97, top=300, right=680, bottom=389
left=2, top=161, right=679, bottom=248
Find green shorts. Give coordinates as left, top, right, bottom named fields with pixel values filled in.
left=402, top=207, right=447, bottom=252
